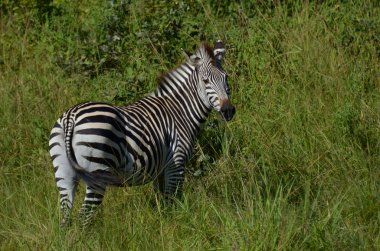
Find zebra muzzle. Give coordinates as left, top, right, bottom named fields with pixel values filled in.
left=220, top=101, right=236, bottom=121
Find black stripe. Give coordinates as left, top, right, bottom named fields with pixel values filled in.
left=75, top=128, right=127, bottom=147
left=53, top=122, right=62, bottom=128
left=49, top=132, right=61, bottom=140
left=75, top=114, right=126, bottom=135
left=85, top=193, right=104, bottom=199
left=73, top=102, right=108, bottom=113
left=76, top=141, right=121, bottom=163
left=82, top=156, right=117, bottom=169
left=76, top=105, right=126, bottom=124
left=51, top=154, right=60, bottom=161
left=55, top=177, right=64, bottom=182
left=83, top=200, right=102, bottom=205
left=49, top=142, right=61, bottom=150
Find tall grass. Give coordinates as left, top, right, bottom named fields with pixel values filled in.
left=0, top=1, right=379, bottom=250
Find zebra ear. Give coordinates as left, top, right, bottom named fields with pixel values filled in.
left=213, top=40, right=225, bottom=66
left=181, top=48, right=203, bottom=66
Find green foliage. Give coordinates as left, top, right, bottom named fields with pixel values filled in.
left=1, top=1, right=379, bottom=250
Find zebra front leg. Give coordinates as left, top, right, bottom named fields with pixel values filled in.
left=154, top=165, right=185, bottom=203
left=78, top=185, right=105, bottom=228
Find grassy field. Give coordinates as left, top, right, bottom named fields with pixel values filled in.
left=0, top=1, right=379, bottom=250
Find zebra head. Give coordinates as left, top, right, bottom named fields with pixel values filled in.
left=183, top=41, right=236, bottom=121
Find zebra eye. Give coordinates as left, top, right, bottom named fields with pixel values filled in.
left=226, top=86, right=231, bottom=95
left=225, top=81, right=231, bottom=95
left=203, top=78, right=209, bottom=84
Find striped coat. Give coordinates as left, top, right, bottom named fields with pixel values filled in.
left=49, top=41, right=235, bottom=227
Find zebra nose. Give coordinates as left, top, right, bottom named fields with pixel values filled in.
left=220, top=101, right=236, bottom=121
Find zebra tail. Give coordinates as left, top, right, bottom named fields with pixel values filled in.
left=63, top=114, right=81, bottom=171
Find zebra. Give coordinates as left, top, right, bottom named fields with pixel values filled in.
left=49, top=40, right=235, bottom=227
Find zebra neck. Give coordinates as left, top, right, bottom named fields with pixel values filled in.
left=152, top=63, right=211, bottom=125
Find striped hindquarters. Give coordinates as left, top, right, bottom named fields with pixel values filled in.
left=53, top=101, right=172, bottom=187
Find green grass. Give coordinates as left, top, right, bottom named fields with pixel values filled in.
left=1, top=1, right=379, bottom=250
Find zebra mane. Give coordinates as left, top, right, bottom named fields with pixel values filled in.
left=157, top=43, right=215, bottom=86
left=194, top=43, right=215, bottom=65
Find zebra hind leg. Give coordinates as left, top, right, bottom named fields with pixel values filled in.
left=49, top=124, right=79, bottom=227
left=78, top=184, right=105, bottom=228
left=56, top=168, right=78, bottom=227
left=59, top=188, right=77, bottom=227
